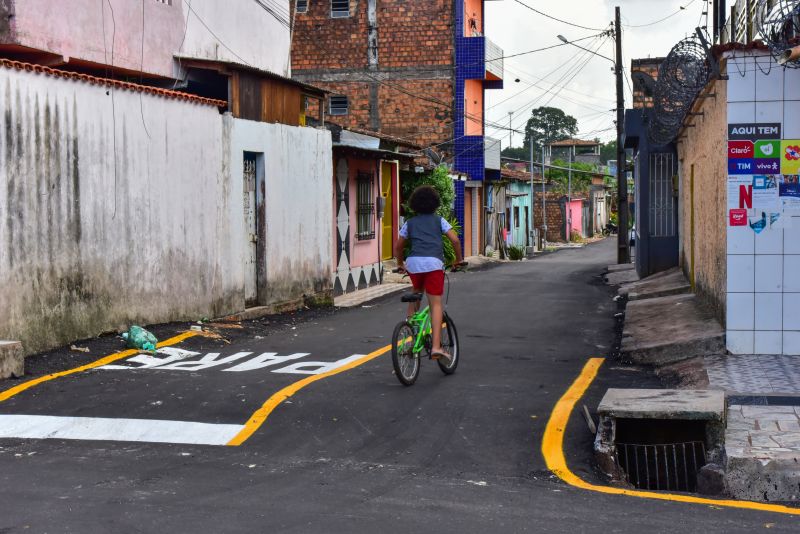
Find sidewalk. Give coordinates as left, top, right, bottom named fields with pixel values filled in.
left=606, top=265, right=800, bottom=502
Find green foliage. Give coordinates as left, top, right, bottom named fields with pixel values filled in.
left=545, top=159, right=596, bottom=194
left=569, top=230, right=583, bottom=243
left=599, top=140, right=617, bottom=165
left=400, top=165, right=461, bottom=266
left=523, top=106, right=578, bottom=150
left=401, top=165, right=455, bottom=219
left=500, top=146, right=530, bottom=162
left=508, top=245, right=526, bottom=261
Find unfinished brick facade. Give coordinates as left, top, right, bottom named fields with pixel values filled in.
left=631, top=58, right=663, bottom=109
left=291, top=0, right=456, bottom=149
left=533, top=192, right=568, bottom=243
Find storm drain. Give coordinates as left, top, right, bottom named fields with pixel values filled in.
left=594, top=389, right=725, bottom=495
left=615, top=441, right=706, bottom=491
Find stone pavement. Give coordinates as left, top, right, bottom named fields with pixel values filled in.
left=725, top=404, right=800, bottom=501
left=703, top=354, right=800, bottom=501
left=705, top=354, right=800, bottom=394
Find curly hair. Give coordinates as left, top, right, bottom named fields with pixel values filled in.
left=408, top=185, right=441, bottom=215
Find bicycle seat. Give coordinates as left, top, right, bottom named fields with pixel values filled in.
left=401, top=293, right=423, bottom=303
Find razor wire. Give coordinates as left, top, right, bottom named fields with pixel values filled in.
left=647, top=32, right=711, bottom=146
left=756, top=0, right=800, bottom=68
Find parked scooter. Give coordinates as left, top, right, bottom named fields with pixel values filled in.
left=602, top=222, right=618, bottom=236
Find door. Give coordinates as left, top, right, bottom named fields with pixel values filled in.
left=380, top=161, right=394, bottom=260
left=243, top=152, right=258, bottom=306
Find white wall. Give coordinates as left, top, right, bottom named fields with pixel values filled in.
left=0, top=64, right=242, bottom=353
left=228, top=117, right=333, bottom=304
left=725, top=51, right=800, bottom=355
left=8, top=0, right=291, bottom=79
left=180, top=0, right=291, bottom=77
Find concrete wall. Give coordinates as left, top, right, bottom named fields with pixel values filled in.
left=0, top=65, right=333, bottom=354
left=0, top=64, right=239, bottom=354
left=228, top=117, right=333, bottom=304
left=6, top=0, right=290, bottom=78
left=677, top=77, right=728, bottom=320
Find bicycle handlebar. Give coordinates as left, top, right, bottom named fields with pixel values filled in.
left=392, top=262, right=469, bottom=275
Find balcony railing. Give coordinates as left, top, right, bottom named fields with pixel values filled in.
left=485, top=37, right=503, bottom=81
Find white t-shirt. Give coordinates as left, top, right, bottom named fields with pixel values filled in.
left=399, top=217, right=453, bottom=273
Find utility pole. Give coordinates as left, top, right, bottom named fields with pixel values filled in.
left=509, top=111, right=514, bottom=147
left=568, top=148, right=573, bottom=241
left=615, top=6, right=630, bottom=263
left=530, top=141, right=534, bottom=252
left=541, top=145, right=547, bottom=248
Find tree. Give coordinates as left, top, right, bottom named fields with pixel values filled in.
left=599, top=140, right=617, bottom=165
left=523, top=106, right=578, bottom=150
left=500, top=146, right=529, bottom=161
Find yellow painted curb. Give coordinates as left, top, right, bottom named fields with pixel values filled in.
left=541, top=357, right=800, bottom=516
left=228, top=342, right=393, bottom=446
left=0, top=331, right=199, bottom=403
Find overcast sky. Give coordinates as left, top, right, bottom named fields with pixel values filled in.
left=485, top=0, right=710, bottom=146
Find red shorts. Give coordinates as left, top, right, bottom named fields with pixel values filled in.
left=408, top=270, right=445, bottom=296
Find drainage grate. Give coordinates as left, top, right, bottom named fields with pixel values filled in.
left=615, top=441, right=706, bottom=492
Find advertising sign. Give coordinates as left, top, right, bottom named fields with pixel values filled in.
left=728, top=140, right=754, bottom=158
left=729, top=209, right=748, bottom=226
left=752, top=175, right=780, bottom=210
left=728, top=159, right=754, bottom=174
left=754, top=159, right=781, bottom=173
left=727, top=176, right=752, bottom=209
left=782, top=141, right=800, bottom=174
left=728, top=123, right=781, bottom=140
left=755, top=140, right=780, bottom=158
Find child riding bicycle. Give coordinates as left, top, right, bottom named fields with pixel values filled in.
left=393, top=185, right=465, bottom=363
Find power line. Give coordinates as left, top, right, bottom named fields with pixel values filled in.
left=622, top=0, right=698, bottom=28
left=512, top=0, right=611, bottom=32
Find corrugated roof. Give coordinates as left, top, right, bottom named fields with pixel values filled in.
left=549, top=138, right=600, bottom=147
left=0, top=59, right=227, bottom=107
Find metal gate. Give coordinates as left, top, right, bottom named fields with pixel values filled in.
left=615, top=441, right=706, bottom=492
left=243, top=153, right=258, bottom=306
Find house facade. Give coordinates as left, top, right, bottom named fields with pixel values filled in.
left=0, top=0, right=334, bottom=353
left=291, top=0, right=504, bottom=258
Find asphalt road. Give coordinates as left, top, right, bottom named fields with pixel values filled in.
left=0, top=239, right=798, bottom=533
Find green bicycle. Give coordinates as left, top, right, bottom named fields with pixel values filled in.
left=390, top=265, right=466, bottom=386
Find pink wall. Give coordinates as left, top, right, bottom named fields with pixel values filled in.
left=465, top=79, right=483, bottom=136
left=464, top=0, right=483, bottom=35
left=566, top=199, right=583, bottom=238
left=348, top=158, right=381, bottom=268
left=12, top=0, right=185, bottom=78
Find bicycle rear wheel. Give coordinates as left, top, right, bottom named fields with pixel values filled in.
left=437, top=312, right=459, bottom=375
left=392, top=321, right=420, bottom=386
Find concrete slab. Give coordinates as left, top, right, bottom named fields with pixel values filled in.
left=618, top=267, right=691, bottom=301
left=621, top=294, right=725, bottom=365
left=597, top=388, right=725, bottom=421
left=607, top=263, right=635, bottom=273
left=605, top=269, right=640, bottom=285
left=0, top=340, right=24, bottom=378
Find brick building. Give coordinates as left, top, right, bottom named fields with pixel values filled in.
left=291, top=0, right=504, bottom=257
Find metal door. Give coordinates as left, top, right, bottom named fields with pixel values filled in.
left=243, top=153, right=258, bottom=305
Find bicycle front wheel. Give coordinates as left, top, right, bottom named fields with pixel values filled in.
left=437, top=312, right=459, bottom=375
left=392, top=321, right=420, bottom=386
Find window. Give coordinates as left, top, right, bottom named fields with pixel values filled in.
left=514, top=206, right=520, bottom=228
left=155, top=0, right=172, bottom=5
left=296, top=0, right=308, bottom=13
left=329, top=95, right=348, bottom=116
left=331, top=0, right=349, bottom=18
left=356, top=172, right=375, bottom=240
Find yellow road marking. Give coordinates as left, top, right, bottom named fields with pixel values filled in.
left=542, top=357, right=800, bottom=516
left=0, top=331, right=199, bottom=403
left=227, top=342, right=393, bottom=446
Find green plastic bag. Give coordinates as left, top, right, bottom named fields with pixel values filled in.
left=122, top=325, right=158, bottom=353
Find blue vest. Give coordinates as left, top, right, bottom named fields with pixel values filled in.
left=407, top=214, right=444, bottom=261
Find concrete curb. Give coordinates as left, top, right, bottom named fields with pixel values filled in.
left=0, top=341, right=24, bottom=378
